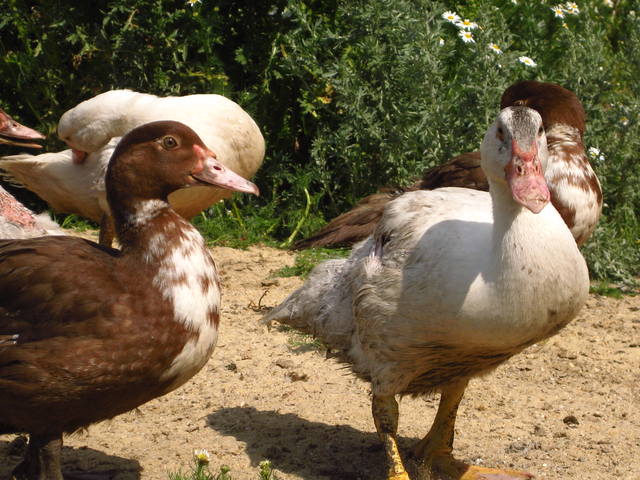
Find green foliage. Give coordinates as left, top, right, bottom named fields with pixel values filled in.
left=0, top=0, right=638, bottom=283
left=54, top=213, right=98, bottom=232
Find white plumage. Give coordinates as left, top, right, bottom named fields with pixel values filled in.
left=0, top=90, right=265, bottom=245
left=265, top=106, right=589, bottom=480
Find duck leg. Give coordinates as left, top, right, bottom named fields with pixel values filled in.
left=372, top=394, right=411, bottom=480
left=98, top=213, right=115, bottom=247
left=11, top=433, right=64, bottom=480
left=412, top=380, right=533, bottom=480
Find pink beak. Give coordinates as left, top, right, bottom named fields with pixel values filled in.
left=504, top=139, right=550, bottom=213
left=191, top=144, right=259, bottom=196
left=0, top=109, right=45, bottom=148
left=71, top=149, right=88, bottom=164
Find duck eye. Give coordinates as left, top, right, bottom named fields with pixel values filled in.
left=161, top=136, right=178, bottom=149
left=538, top=126, right=544, bottom=136
left=496, top=127, right=504, bottom=142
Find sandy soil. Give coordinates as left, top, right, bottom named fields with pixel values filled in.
left=1, top=244, right=639, bottom=480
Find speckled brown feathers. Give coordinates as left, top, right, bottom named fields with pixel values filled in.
left=294, top=81, right=601, bottom=249
left=0, top=237, right=194, bottom=435
left=0, top=120, right=257, bottom=479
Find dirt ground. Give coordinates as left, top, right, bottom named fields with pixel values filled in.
left=1, top=244, right=639, bottom=480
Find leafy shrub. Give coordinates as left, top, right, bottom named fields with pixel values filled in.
left=0, top=0, right=638, bottom=283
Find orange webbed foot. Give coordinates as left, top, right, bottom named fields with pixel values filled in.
left=428, top=454, right=534, bottom=480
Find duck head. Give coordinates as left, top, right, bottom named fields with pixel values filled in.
left=106, top=120, right=259, bottom=203
left=0, top=108, right=45, bottom=148
left=58, top=90, right=137, bottom=163
left=480, top=106, right=550, bottom=213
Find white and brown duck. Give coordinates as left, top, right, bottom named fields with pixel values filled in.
left=294, top=80, right=602, bottom=249
left=266, top=106, right=590, bottom=480
left=0, top=107, right=63, bottom=239
left=0, top=120, right=258, bottom=479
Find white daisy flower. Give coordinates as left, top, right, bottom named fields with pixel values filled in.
left=518, top=56, right=537, bottom=67
left=551, top=5, right=566, bottom=17
left=564, top=2, right=580, bottom=14
left=588, top=147, right=605, bottom=162
left=488, top=43, right=503, bottom=54
left=187, top=0, right=202, bottom=5
left=442, top=11, right=461, bottom=23
left=458, top=30, right=475, bottom=43
left=603, top=0, right=614, bottom=7
left=194, top=449, right=211, bottom=465
left=456, top=19, right=479, bottom=30
left=438, top=38, right=445, bottom=46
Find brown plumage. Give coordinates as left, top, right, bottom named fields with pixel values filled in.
left=0, top=120, right=258, bottom=479
left=293, top=80, right=601, bottom=249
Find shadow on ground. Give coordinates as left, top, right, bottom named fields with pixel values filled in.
left=207, top=406, right=423, bottom=480
left=0, top=436, right=141, bottom=480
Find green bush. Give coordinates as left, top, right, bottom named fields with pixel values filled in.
left=0, top=0, right=638, bottom=284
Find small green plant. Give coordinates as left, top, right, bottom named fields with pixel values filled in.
left=589, top=281, right=629, bottom=299
left=277, top=324, right=325, bottom=353
left=272, top=247, right=350, bottom=279
left=55, top=213, right=98, bottom=232
left=169, top=450, right=231, bottom=480
left=258, top=460, right=279, bottom=480
left=168, top=451, right=281, bottom=480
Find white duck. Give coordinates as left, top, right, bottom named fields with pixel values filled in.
left=0, top=108, right=64, bottom=239
left=0, top=140, right=116, bottom=241
left=265, top=106, right=589, bottom=480
left=0, top=90, right=265, bottom=246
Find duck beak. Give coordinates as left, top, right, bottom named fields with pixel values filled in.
left=0, top=111, right=45, bottom=149
left=71, top=149, right=88, bottom=164
left=505, top=139, right=549, bottom=213
left=191, top=144, right=259, bottom=196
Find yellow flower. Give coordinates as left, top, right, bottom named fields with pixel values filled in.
left=518, top=56, right=537, bottom=67
left=194, top=449, right=210, bottom=465
left=458, top=30, right=475, bottom=43
left=488, top=43, right=503, bottom=54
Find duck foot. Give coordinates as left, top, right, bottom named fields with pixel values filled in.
left=11, top=434, right=63, bottom=480
left=427, top=455, right=534, bottom=480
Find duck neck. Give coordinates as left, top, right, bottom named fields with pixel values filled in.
left=109, top=187, right=221, bottom=332
left=488, top=179, right=545, bottom=265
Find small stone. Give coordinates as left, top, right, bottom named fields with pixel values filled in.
left=276, top=358, right=295, bottom=369
left=563, top=415, right=580, bottom=426
left=288, top=371, right=309, bottom=382
left=532, top=425, right=547, bottom=436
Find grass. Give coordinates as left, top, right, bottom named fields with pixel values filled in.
left=275, top=324, right=325, bottom=353
left=271, top=247, right=350, bottom=279
left=53, top=213, right=98, bottom=232
left=589, top=281, right=633, bottom=299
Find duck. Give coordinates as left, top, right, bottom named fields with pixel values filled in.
left=265, top=106, right=590, bottom=480
left=0, top=107, right=45, bottom=149
left=0, top=120, right=259, bottom=480
left=58, top=89, right=265, bottom=243
left=0, top=107, right=64, bottom=239
left=0, top=90, right=265, bottom=246
left=0, top=140, right=116, bottom=242
left=293, top=80, right=602, bottom=249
